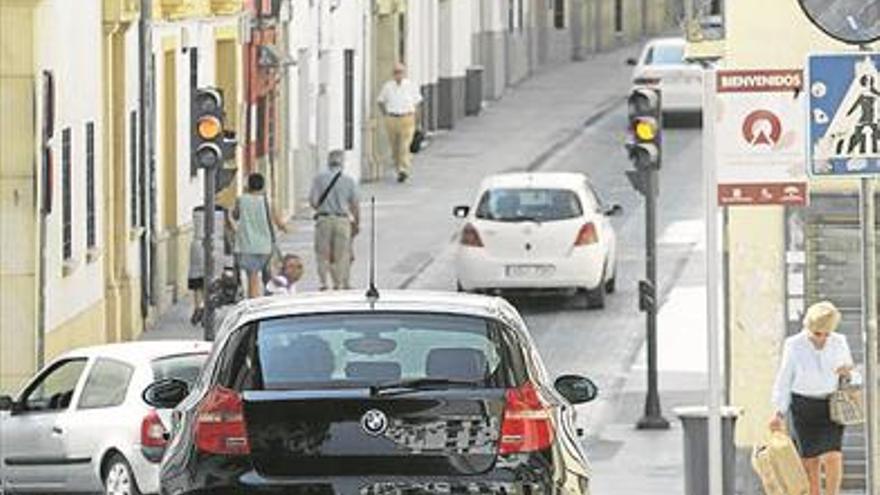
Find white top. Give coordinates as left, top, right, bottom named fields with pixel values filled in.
left=771, top=331, right=856, bottom=414
left=377, top=79, right=423, bottom=115
left=265, top=275, right=297, bottom=296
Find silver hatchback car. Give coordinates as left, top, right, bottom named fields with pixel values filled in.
left=0, top=340, right=211, bottom=494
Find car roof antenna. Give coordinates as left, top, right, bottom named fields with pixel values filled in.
left=365, top=196, right=380, bottom=305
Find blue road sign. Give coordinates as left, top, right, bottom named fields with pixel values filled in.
left=807, top=53, right=880, bottom=176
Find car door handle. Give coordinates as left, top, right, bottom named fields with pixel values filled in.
left=51, top=426, right=63, bottom=435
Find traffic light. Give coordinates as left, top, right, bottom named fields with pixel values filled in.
left=191, top=88, right=236, bottom=170
left=626, top=87, right=662, bottom=171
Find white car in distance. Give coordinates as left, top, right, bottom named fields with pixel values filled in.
left=627, top=37, right=703, bottom=115
left=0, top=340, right=211, bottom=495
left=453, top=172, right=620, bottom=308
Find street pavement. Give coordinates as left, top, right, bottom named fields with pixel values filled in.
left=140, top=40, right=769, bottom=494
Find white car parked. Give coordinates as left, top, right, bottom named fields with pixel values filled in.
left=0, top=340, right=211, bottom=495
left=627, top=37, right=703, bottom=114
left=453, top=172, right=620, bottom=308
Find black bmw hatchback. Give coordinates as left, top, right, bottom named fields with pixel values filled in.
left=144, top=291, right=598, bottom=495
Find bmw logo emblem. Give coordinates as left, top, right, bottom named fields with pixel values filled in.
left=361, top=409, right=388, bottom=436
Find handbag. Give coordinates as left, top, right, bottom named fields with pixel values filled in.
left=829, top=375, right=865, bottom=426
left=410, top=129, right=425, bottom=154
left=751, top=429, right=809, bottom=495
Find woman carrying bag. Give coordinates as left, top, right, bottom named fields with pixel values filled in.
left=230, top=173, right=289, bottom=298
left=769, top=300, right=860, bottom=495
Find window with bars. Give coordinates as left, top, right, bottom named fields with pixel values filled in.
left=614, top=0, right=623, bottom=33
left=554, top=0, right=565, bottom=29
left=130, top=111, right=138, bottom=227
left=86, top=122, right=96, bottom=249
left=518, top=0, right=524, bottom=32
left=344, top=49, right=355, bottom=150
left=62, top=127, right=72, bottom=260
left=508, top=0, right=515, bottom=31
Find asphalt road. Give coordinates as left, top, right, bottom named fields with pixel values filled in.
left=406, top=105, right=705, bottom=435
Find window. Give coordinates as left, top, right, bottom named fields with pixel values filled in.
left=518, top=0, right=524, bottom=32
left=614, top=0, right=623, bottom=33
left=151, top=352, right=209, bottom=388
left=85, top=122, right=96, bottom=249
left=78, top=358, right=134, bottom=409
left=476, top=188, right=584, bottom=222
left=218, top=313, right=521, bottom=391
left=130, top=111, right=138, bottom=227
left=62, top=127, right=72, bottom=260
left=398, top=14, right=406, bottom=64
left=344, top=49, right=355, bottom=150
left=189, top=47, right=199, bottom=177
left=508, top=0, right=515, bottom=30
left=22, top=359, right=88, bottom=412
left=554, top=0, right=565, bottom=29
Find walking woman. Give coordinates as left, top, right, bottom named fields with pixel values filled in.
left=230, top=173, right=289, bottom=298
left=769, top=300, right=857, bottom=495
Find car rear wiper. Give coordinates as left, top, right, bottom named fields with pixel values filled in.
left=369, top=377, right=482, bottom=397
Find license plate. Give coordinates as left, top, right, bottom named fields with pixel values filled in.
left=505, top=265, right=555, bottom=278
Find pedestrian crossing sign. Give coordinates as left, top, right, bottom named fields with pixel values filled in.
left=807, top=52, right=880, bottom=176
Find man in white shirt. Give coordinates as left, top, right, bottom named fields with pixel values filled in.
left=377, top=62, right=423, bottom=183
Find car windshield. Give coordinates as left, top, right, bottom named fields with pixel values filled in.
left=646, top=44, right=684, bottom=65
left=475, top=188, right=582, bottom=222
left=249, top=313, right=512, bottom=390
left=151, top=353, right=209, bottom=388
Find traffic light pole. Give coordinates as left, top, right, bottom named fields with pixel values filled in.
left=202, top=166, right=216, bottom=341
left=637, top=153, right=670, bottom=430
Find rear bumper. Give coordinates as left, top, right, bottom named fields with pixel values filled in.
left=168, top=473, right=580, bottom=495
left=455, top=246, right=604, bottom=292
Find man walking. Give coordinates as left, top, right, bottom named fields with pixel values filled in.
left=309, top=150, right=360, bottom=290
left=377, top=62, right=423, bottom=183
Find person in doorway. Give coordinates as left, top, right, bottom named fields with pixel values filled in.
left=309, top=150, right=360, bottom=290
left=769, top=300, right=858, bottom=495
left=265, top=254, right=303, bottom=296
left=230, top=173, right=290, bottom=298
left=377, top=62, right=423, bottom=183
left=187, top=205, right=228, bottom=325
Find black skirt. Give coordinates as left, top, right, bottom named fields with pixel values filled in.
left=790, top=393, right=844, bottom=458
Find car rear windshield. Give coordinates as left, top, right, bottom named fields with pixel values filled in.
left=151, top=353, right=208, bottom=388
left=646, top=44, right=684, bottom=65
left=475, top=188, right=582, bottom=222
left=220, top=313, right=520, bottom=391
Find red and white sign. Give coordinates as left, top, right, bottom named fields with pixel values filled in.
left=714, top=69, right=808, bottom=206
left=717, top=182, right=808, bottom=207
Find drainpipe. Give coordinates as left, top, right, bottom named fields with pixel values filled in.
left=138, top=0, right=153, bottom=325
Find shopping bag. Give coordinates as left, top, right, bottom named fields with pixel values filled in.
left=751, top=430, right=809, bottom=495
left=829, top=376, right=865, bottom=426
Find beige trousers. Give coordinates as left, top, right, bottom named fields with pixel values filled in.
left=385, top=113, right=416, bottom=175
left=314, top=215, right=353, bottom=290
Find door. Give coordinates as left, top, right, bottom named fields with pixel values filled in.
left=63, top=357, right=137, bottom=492
left=1, top=358, right=88, bottom=491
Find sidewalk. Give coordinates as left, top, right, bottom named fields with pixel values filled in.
left=142, top=41, right=642, bottom=340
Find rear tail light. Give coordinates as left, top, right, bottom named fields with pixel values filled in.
left=574, top=223, right=598, bottom=246
left=195, top=386, right=250, bottom=455
left=460, top=223, right=484, bottom=247
left=499, top=382, right=554, bottom=455
left=634, top=77, right=660, bottom=85
left=140, top=410, right=167, bottom=449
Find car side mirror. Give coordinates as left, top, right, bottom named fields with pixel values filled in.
left=604, top=204, right=623, bottom=216
left=626, top=57, right=638, bottom=66
left=453, top=205, right=470, bottom=218
left=0, top=395, right=15, bottom=412
left=554, top=375, right=598, bottom=405
left=143, top=379, right=190, bottom=410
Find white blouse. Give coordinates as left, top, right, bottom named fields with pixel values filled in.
left=771, top=331, right=855, bottom=414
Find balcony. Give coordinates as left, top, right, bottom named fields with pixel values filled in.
left=103, top=0, right=140, bottom=25
left=210, top=0, right=241, bottom=16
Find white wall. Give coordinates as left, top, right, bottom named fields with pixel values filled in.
left=438, top=0, right=474, bottom=78
left=34, top=0, right=105, bottom=330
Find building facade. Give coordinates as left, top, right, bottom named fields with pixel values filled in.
left=687, top=3, right=879, bottom=491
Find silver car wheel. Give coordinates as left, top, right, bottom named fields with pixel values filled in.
left=105, top=461, right=132, bottom=495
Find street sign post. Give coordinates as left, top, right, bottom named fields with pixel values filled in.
left=807, top=52, right=880, bottom=495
